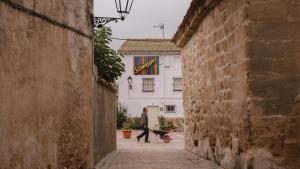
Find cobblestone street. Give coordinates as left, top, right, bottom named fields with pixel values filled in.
left=97, top=131, right=222, bottom=169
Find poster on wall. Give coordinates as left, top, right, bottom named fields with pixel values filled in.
left=133, top=56, right=159, bottom=75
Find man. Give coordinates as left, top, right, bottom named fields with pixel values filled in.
left=137, top=107, right=150, bottom=143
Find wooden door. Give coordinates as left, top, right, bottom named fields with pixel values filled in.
left=147, top=106, right=159, bottom=130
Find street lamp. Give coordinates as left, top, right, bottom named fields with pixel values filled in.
left=93, top=0, right=135, bottom=28
left=127, top=76, right=133, bottom=90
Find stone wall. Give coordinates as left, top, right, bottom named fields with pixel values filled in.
left=246, top=1, right=300, bottom=168
left=181, top=1, right=248, bottom=168
left=175, top=0, right=300, bottom=169
left=93, top=78, right=117, bottom=165
left=0, top=0, right=94, bottom=169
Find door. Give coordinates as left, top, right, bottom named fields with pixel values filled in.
left=147, top=106, right=159, bottom=130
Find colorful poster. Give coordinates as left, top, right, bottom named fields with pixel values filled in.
left=133, top=56, right=159, bottom=75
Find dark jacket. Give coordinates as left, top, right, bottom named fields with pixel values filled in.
left=141, top=112, right=148, bottom=127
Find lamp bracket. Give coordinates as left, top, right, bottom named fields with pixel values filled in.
left=92, top=17, right=124, bottom=28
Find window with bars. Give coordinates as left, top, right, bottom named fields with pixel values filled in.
left=173, top=78, right=182, bottom=91
left=165, top=105, right=176, bottom=113
left=142, top=78, right=155, bottom=92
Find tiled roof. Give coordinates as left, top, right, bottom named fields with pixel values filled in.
left=118, top=39, right=181, bottom=54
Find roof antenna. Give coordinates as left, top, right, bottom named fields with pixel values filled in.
left=153, top=23, right=165, bottom=39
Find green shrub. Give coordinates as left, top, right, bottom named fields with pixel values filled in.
left=157, top=116, right=176, bottom=130
left=158, top=115, right=166, bottom=130
left=122, top=117, right=141, bottom=130
left=166, top=121, right=175, bottom=129
left=128, top=117, right=141, bottom=130
left=117, top=103, right=127, bottom=129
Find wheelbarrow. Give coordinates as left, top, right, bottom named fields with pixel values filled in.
left=150, top=129, right=172, bottom=143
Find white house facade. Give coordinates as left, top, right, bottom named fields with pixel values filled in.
left=117, top=39, right=184, bottom=128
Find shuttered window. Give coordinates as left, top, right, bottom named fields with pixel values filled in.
left=142, top=78, right=155, bottom=92
left=173, top=78, right=182, bottom=91
left=165, top=105, right=176, bottom=113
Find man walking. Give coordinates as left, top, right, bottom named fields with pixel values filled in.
left=137, top=107, right=150, bottom=143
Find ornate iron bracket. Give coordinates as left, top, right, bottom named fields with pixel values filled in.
left=92, top=17, right=125, bottom=28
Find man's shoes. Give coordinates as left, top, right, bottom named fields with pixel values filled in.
left=144, top=141, right=150, bottom=143
left=137, top=136, right=140, bottom=142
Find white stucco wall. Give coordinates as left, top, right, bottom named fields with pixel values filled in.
left=118, top=53, right=184, bottom=118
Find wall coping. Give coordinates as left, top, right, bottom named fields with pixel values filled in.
left=93, top=65, right=117, bottom=93
left=1, top=0, right=93, bottom=39
left=97, top=78, right=117, bottom=93
left=120, top=52, right=181, bottom=56
left=172, top=0, right=221, bottom=48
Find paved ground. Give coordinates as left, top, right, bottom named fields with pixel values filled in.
left=96, top=130, right=222, bottom=169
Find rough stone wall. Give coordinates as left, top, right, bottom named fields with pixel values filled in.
left=181, top=0, right=300, bottom=169
left=93, top=78, right=117, bottom=165
left=245, top=1, right=300, bottom=168
left=182, top=1, right=248, bottom=168
left=0, top=0, right=93, bottom=169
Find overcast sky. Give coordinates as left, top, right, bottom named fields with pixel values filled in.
left=94, top=0, right=192, bottom=50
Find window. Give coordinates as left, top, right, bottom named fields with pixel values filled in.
left=142, top=78, right=154, bottom=92
left=165, top=105, right=176, bottom=113
left=173, top=78, right=182, bottom=91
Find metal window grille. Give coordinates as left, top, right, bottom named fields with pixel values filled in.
left=165, top=105, right=176, bottom=113
left=142, top=78, right=154, bottom=92
left=173, top=78, right=182, bottom=91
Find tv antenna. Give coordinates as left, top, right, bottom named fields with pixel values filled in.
left=153, top=23, right=165, bottom=39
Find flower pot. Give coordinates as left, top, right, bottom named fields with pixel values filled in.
left=122, top=130, right=132, bottom=139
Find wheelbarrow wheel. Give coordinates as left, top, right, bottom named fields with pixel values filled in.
left=163, top=135, right=172, bottom=143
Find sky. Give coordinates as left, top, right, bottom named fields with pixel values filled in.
left=94, top=0, right=192, bottom=50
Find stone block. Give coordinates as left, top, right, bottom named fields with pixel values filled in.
left=253, top=149, right=273, bottom=169
left=246, top=22, right=294, bottom=41
left=287, top=4, right=300, bottom=22
left=246, top=2, right=288, bottom=22
left=285, top=117, right=300, bottom=139
left=272, top=58, right=298, bottom=75
left=248, top=57, right=273, bottom=73
left=251, top=116, right=286, bottom=135
left=288, top=41, right=300, bottom=54
left=284, top=140, right=300, bottom=159
left=246, top=41, right=289, bottom=59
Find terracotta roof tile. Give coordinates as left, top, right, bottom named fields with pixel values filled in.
left=118, top=39, right=181, bottom=54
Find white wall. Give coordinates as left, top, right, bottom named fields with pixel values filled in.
left=118, top=54, right=184, bottom=118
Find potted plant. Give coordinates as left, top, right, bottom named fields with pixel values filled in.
left=121, top=121, right=133, bottom=139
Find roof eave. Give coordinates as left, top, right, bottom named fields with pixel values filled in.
left=172, top=0, right=221, bottom=48
left=118, top=50, right=181, bottom=56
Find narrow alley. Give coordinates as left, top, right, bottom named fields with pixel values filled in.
left=1, top=0, right=300, bottom=168
left=96, top=131, right=222, bottom=169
